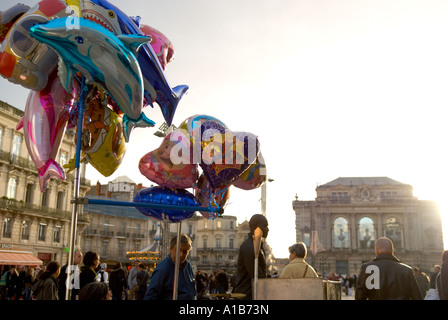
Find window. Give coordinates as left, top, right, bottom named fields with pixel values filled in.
left=21, top=220, right=30, bottom=240
left=38, top=224, right=47, bottom=241
left=41, top=189, right=49, bottom=208
left=25, top=184, right=34, bottom=204
left=217, top=220, right=222, bottom=228
left=11, top=134, right=22, bottom=161
left=230, top=221, right=234, bottom=229
left=102, top=241, right=109, bottom=258
left=0, top=126, right=3, bottom=148
left=56, top=191, right=64, bottom=210
left=60, top=152, right=68, bottom=167
left=53, top=226, right=61, bottom=243
left=203, top=238, right=207, bottom=249
left=3, top=218, right=12, bottom=238
left=385, top=217, right=402, bottom=249
left=216, top=238, right=221, bottom=248
left=359, top=217, right=375, bottom=249
left=333, top=217, right=350, bottom=248
left=7, top=177, right=17, bottom=199
left=229, top=238, right=234, bottom=249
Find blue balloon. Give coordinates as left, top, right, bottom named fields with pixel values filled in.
left=28, top=17, right=155, bottom=142
left=134, top=186, right=199, bottom=222
left=86, top=0, right=189, bottom=126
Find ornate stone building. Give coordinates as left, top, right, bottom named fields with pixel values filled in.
left=292, top=177, right=444, bottom=276
left=0, top=100, right=90, bottom=267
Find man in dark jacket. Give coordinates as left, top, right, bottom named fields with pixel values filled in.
left=233, top=214, right=269, bottom=300
left=143, top=234, right=196, bottom=300
left=355, top=237, right=422, bottom=300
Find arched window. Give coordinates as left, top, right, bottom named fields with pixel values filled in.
left=385, top=217, right=402, bottom=249
left=359, top=217, right=375, bottom=249
left=333, top=217, right=350, bottom=248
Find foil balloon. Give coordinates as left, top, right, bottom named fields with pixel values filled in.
left=139, top=24, right=174, bottom=71
left=195, top=174, right=230, bottom=219
left=21, top=71, right=77, bottom=192
left=199, top=121, right=260, bottom=190
left=139, top=130, right=198, bottom=190
left=28, top=16, right=155, bottom=142
left=134, top=186, right=199, bottom=223
left=80, top=0, right=189, bottom=126
left=232, top=152, right=267, bottom=190
left=0, top=0, right=70, bottom=91
left=0, top=3, right=30, bottom=42
left=64, top=91, right=126, bottom=176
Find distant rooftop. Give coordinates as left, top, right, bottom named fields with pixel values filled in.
left=84, top=195, right=148, bottom=220
left=317, top=177, right=410, bottom=188
left=111, top=176, right=136, bottom=184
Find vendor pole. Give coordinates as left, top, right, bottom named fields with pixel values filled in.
left=172, top=223, right=182, bottom=300
left=65, top=77, right=87, bottom=300
left=252, top=227, right=263, bottom=300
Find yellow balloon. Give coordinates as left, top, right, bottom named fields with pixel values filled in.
left=65, top=0, right=81, bottom=17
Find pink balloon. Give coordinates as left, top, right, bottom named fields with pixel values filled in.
left=139, top=131, right=198, bottom=190
left=22, top=71, right=77, bottom=192
left=139, top=24, right=174, bottom=71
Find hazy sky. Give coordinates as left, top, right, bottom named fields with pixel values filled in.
left=1, top=0, right=447, bottom=257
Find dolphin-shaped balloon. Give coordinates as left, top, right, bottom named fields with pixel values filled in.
left=29, top=17, right=154, bottom=142
left=81, top=0, right=188, bottom=126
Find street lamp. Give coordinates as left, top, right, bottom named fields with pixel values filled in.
left=261, top=178, right=274, bottom=217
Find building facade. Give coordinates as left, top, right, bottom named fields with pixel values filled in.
left=0, top=100, right=90, bottom=266
left=293, top=177, right=444, bottom=276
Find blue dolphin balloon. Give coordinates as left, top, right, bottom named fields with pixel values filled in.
left=29, top=17, right=155, bottom=142
left=83, top=0, right=189, bottom=126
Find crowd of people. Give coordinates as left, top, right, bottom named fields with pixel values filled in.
left=0, top=214, right=447, bottom=301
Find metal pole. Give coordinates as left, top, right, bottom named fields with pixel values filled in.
left=65, top=78, right=87, bottom=300
left=252, top=227, right=263, bottom=300
left=173, top=222, right=181, bottom=300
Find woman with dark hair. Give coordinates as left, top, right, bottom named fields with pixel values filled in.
left=79, top=282, right=111, bottom=300
left=32, top=261, right=61, bottom=300
left=79, top=251, right=100, bottom=290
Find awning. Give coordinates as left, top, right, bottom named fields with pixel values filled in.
left=0, top=251, right=43, bottom=266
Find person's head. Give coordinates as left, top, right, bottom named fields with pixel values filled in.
left=138, top=263, right=146, bottom=270
left=46, top=261, right=61, bottom=276
left=74, top=250, right=83, bottom=265
left=169, top=233, right=192, bottom=266
left=442, top=250, right=448, bottom=262
left=249, top=214, right=269, bottom=238
left=78, top=282, right=111, bottom=300
left=375, top=237, right=394, bottom=256
left=288, top=242, right=307, bottom=261
left=83, top=251, right=100, bottom=269
left=434, top=265, right=441, bottom=273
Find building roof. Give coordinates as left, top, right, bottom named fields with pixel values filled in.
left=111, top=176, right=136, bottom=184
left=317, top=177, right=410, bottom=189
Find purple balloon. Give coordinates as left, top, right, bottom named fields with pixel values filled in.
left=134, top=186, right=199, bottom=222
left=199, top=121, right=260, bottom=190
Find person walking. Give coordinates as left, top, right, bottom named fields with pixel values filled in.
left=436, top=250, right=448, bottom=300
left=413, top=267, right=430, bottom=299
left=32, top=261, right=61, bottom=300
left=109, top=262, right=128, bottom=300
left=58, top=250, right=83, bottom=300
left=136, top=263, right=150, bottom=300
left=355, top=237, right=422, bottom=300
left=127, top=260, right=140, bottom=300
left=79, top=251, right=100, bottom=290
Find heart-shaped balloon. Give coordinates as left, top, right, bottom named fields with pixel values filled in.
left=134, top=186, right=199, bottom=222
left=139, top=130, right=198, bottom=189
left=232, top=152, right=267, bottom=190
left=199, top=121, right=260, bottom=190
left=195, top=174, right=230, bottom=219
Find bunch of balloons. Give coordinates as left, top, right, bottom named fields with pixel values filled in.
left=135, top=114, right=267, bottom=222
left=0, top=0, right=187, bottom=192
